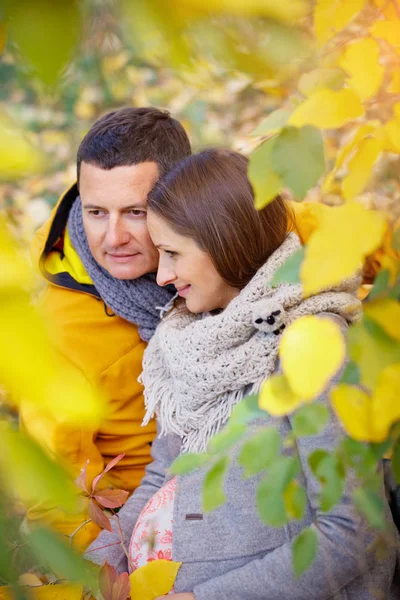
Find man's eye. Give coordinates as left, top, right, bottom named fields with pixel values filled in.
left=129, top=209, right=146, bottom=217
left=89, top=210, right=105, bottom=217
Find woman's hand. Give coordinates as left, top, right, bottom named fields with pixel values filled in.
left=155, top=594, right=195, bottom=600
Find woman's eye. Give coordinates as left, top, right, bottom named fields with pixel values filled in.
left=165, top=250, right=177, bottom=258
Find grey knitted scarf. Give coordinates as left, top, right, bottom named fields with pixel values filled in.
left=67, top=197, right=175, bottom=342
left=141, top=233, right=362, bottom=453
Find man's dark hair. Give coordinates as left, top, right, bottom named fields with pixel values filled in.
left=76, top=107, right=191, bottom=183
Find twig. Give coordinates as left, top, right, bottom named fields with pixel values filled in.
left=84, top=541, right=122, bottom=554
left=68, top=519, right=92, bottom=547
left=111, top=510, right=134, bottom=572
left=390, top=0, right=400, bottom=19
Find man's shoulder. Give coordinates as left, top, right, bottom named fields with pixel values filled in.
left=37, top=283, right=146, bottom=378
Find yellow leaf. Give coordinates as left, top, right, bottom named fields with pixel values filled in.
left=342, top=136, right=382, bottom=200
left=280, top=316, right=346, bottom=400
left=364, top=299, right=400, bottom=341
left=0, top=584, right=83, bottom=600
left=322, top=122, right=378, bottom=192
left=314, top=0, right=367, bottom=45
left=301, top=202, right=386, bottom=295
left=371, top=20, right=400, bottom=48
left=259, top=374, right=303, bottom=416
left=129, top=560, right=182, bottom=600
left=339, top=38, right=383, bottom=100
left=0, top=222, right=106, bottom=426
left=289, top=89, right=364, bottom=129
left=331, top=364, right=400, bottom=442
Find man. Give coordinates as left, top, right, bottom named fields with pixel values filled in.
left=20, top=107, right=191, bottom=548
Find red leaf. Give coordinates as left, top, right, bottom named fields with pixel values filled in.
left=88, top=499, right=113, bottom=532
left=75, top=459, right=90, bottom=494
left=99, top=562, right=119, bottom=600
left=92, top=454, right=125, bottom=493
left=94, top=489, right=129, bottom=509
left=112, top=572, right=130, bottom=600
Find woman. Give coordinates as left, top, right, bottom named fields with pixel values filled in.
left=87, top=149, right=398, bottom=599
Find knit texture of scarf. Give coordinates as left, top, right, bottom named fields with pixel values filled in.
left=141, top=233, right=362, bottom=453
left=67, top=197, right=176, bottom=342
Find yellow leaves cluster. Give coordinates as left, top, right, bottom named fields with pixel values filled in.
left=259, top=316, right=345, bottom=416
left=129, top=560, right=182, bottom=600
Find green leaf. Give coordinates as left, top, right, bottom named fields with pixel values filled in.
left=202, top=457, right=229, bottom=512
left=256, top=456, right=300, bottom=526
left=284, top=480, right=307, bottom=520
left=5, top=0, right=81, bottom=85
left=248, top=138, right=283, bottom=210
left=27, top=527, right=98, bottom=587
left=292, top=403, right=329, bottom=437
left=308, top=449, right=330, bottom=474
left=271, top=125, right=325, bottom=199
left=392, top=439, right=400, bottom=484
left=292, top=527, right=318, bottom=578
left=238, top=427, right=281, bottom=477
left=339, top=360, right=360, bottom=385
left=250, top=108, right=291, bottom=137
left=312, top=454, right=345, bottom=511
left=0, top=429, right=78, bottom=512
left=353, top=488, right=387, bottom=530
left=229, top=395, right=266, bottom=425
left=348, top=318, right=400, bottom=392
left=339, top=438, right=377, bottom=476
left=367, top=269, right=390, bottom=301
left=271, top=247, right=305, bottom=287
left=207, top=423, right=247, bottom=455
left=170, top=452, right=209, bottom=475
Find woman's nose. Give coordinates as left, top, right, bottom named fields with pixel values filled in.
left=156, top=260, right=176, bottom=287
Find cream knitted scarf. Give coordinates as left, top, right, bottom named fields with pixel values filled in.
left=141, top=233, right=362, bottom=453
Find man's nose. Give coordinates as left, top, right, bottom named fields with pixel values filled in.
left=105, top=219, right=130, bottom=247
left=156, top=259, right=176, bottom=287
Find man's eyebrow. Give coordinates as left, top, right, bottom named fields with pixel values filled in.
left=82, top=204, right=146, bottom=210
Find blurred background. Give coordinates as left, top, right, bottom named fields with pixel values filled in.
left=1, top=0, right=398, bottom=249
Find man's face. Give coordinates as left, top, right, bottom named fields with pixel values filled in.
left=79, top=161, right=160, bottom=279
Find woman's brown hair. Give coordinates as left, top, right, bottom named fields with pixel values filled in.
left=148, top=148, right=292, bottom=289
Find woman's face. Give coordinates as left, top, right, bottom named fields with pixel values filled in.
left=147, top=211, right=240, bottom=313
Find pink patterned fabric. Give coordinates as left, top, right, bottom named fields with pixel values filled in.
left=129, top=476, right=177, bottom=573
